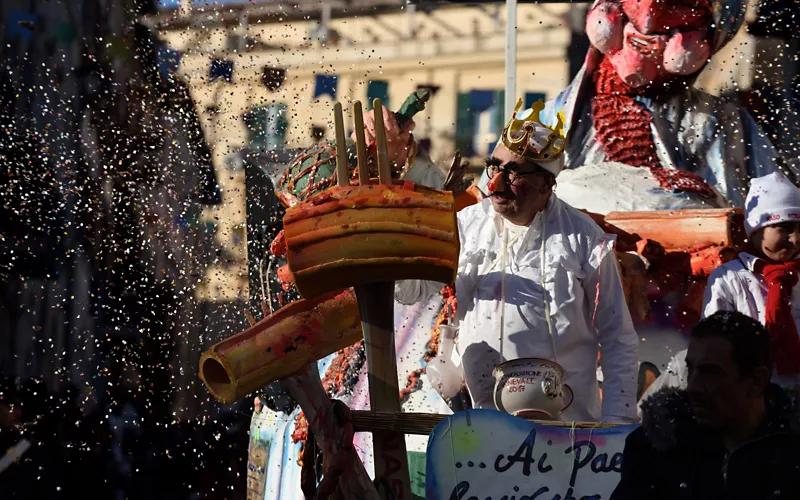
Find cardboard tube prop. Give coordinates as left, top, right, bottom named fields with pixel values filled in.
left=199, top=290, right=361, bottom=405
left=354, top=101, right=369, bottom=186
left=333, top=102, right=349, bottom=188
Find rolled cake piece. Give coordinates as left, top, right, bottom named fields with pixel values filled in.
left=199, top=289, right=361, bottom=404
left=284, top=180, right=459, bottom=300
left=604, top=208, right=745, bottom=250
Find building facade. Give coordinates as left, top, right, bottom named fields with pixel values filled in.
left=152, top=0, right=783, bottom=301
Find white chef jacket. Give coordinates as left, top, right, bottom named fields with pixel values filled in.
left=396, top=195, right=639, bottom=422
left=640, top=252, right=800, bottom=410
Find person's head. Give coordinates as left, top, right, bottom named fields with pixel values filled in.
left=750, top=223, right=800, bottom=263
left=685, top=311, right=772, bottom=432
left=745, top=172, right=800, bottom=263
left=485, top=144, right=556, bottom=225
left=586, top=0, right=713, bottom=88
left=487, top=99, right=566, bottom=226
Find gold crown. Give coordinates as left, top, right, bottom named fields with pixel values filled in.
left=501, top=98, right=567, bottom=164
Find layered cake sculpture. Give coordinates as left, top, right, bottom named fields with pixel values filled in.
left=199, top=95, right=459, bottom=498
left=279, top=87, right=458, bottom=300
left=283, top=181, right=458, bottom=299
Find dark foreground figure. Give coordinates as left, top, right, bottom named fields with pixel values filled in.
left=0, top=376, right=249, bottom=499
left=612, top=311, right=800, bottom=500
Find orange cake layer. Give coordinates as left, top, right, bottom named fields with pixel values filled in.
left=284, top=183, right=459, bottom=299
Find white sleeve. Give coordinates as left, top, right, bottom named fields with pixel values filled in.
left=702, top=269, right=736, bottom=318
left=403, top=152, right=445, bottom=189
left=394, top=280, right=442, bottom=305
left=587, top=246, right=640, bottom=422
left=636, top=350, right=688, bottom=416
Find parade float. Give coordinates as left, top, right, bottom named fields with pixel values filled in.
left=196, top=0, right=778, bottom=496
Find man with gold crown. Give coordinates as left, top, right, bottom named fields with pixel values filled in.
left=390, top=99, right=640, bottom=423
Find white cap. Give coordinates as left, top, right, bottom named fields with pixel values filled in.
left=535, top=156, right=566, bottom=178
left=744, top=171, right=800, bottom=237
left=492, top=139, right=566, bottom=176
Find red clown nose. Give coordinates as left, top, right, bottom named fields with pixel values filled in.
left=487, top=171, right=505, bottom=193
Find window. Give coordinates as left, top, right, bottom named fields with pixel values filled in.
left=455, top=90, right=505, bottom=157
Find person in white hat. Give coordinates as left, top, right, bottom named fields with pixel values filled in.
left=704, top=171, right=800, bottom=385
left=393, top=99, right=639, bottom=423
left=639, top=171, right=800, bottom=405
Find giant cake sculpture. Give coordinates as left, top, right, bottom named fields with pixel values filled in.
left=200, top=97, right=458, bottom=498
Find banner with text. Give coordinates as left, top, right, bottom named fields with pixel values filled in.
left=426, top=409, right=638, bottom=500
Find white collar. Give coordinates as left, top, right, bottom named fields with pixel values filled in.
left=738, top=252, right=762, bottom=273
left=738, top=251, right=800, bottom=273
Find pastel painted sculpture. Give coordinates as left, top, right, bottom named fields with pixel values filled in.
left=586, top=0, right=712, bottom=86
left=275, top=90, right=430, bottom=208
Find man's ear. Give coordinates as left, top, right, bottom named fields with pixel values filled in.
left=749, top=366, right=771, bottom=397
left=541, top=173, right=556, bottom=194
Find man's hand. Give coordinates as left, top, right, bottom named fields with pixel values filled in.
left=352, top=105, right=416, bottom=168
left=443, top=151, right=473, bottom=195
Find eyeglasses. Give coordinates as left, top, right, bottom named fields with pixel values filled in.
left=484, top=161, right=543, bottom=185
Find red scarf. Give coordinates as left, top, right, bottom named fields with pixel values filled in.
left=591, top=57, right=717, bottom=200
left=753, top=258, right=800, bottom=374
